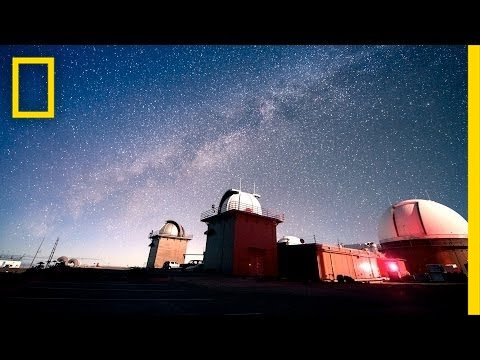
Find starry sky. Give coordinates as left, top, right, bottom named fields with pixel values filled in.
left=0, top=45, right=467, bottom=267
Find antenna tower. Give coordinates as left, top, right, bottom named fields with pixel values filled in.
left=46, top=237, right=59, bottom=268
left=29, top=237, right=45, bottom=268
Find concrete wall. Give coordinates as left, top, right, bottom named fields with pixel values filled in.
left=203, top=214, right=235, bottom=273
left=146, top=239, right=159, bottom=268
left=146, top=236, right=189, bottom=268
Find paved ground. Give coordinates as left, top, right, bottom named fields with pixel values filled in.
left=0, top=270, right=468, bottom=324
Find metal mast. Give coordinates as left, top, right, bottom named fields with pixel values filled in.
left=29, top=237, right=45, bottom=268
left=45, top=237, right=59, bottom=268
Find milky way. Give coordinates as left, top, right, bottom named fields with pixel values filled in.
left=0, top=46, right=467, bottom=266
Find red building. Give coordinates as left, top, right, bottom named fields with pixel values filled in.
left=201, top=189, right=284, bottom=277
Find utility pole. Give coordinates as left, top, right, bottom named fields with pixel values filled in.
left=46, top=237, right=59, bottom=268
left=29, top=237, right=45, bottom=268
left=313, top=234, right=316, bottom=244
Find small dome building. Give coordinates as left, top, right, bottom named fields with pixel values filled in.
left=146, top=220, right=192, bottom=269
left=278, top=235, right=304, bottom=245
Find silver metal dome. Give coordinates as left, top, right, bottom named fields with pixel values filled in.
left=218, top=189, right=262, bottom=215
left=158, top=220, right=185, bottom=237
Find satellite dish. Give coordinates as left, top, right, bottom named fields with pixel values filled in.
left=57, top=256, right=68, bottom=263
left=68, top=258, right=80, bottom=267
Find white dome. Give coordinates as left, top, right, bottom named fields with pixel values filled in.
left=378, top=199, right=467, bottom=243
left=68, top=258, right=80, bottom=267
left=219, top=189, right=262, bottom=215
left=278, top=235, right=304, bottom=245
left=159, top=220, right=185, bottom=237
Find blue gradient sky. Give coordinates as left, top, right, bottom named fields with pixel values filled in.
left=0, top=46, right=467, bottom=267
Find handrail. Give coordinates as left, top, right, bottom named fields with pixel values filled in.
left=380, top=234, right=467, bottom=243
left=380, top=237, right=467, bottom=248
left=200, top=200, right=285, bottom=222
left=148, top=230, right=193, bottom=238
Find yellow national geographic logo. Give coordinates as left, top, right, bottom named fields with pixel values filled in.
left=12, top=57, right=55, bottom=118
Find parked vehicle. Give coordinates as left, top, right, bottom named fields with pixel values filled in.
left=180, top=259, right=203, bottom=270
left=162, top=261, right=180, bottom=269
left=185, top=263, right=204, bottom=272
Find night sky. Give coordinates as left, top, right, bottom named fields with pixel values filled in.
left=0, top=46, right=467, bottom=267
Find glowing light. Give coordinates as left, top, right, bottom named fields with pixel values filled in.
left=388, top=262, right=399, bottom=272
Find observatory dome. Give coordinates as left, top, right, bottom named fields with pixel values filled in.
left=278, top=235, right=304, bottom=245
left=219, top=189, right=262, bottom=215
left=159, top=220, right=185, bottom=237
left=378, top=199, right=467, bottom=243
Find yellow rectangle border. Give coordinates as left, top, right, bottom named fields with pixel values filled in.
left=12, top=57, right=55, bottom=118
left=468, top=45, right=479, bottom=315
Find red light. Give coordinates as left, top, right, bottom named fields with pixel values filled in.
left=388, top=262, right=399, bottom=272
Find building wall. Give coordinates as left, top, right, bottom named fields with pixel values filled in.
left=146, top=236, right=189, bottom=268
left=232, top=212, right=279, bottom=277
left=316, top=245, right=381, bottom=281
left=203, top=214, right=235, bottom=273
left=203, top=211, right=280, bottom=276
left=146, top=239, right=159, bottom=268
left=277, top=243, right=319, bottom=280
left=0, top=260, right=21, bottom=268
left=381, top=242, right=468, bottom=275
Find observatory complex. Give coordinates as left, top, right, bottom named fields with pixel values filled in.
left=145, top=189, right=467, bottom=283
left=378, top=199, right=468, bottom=274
